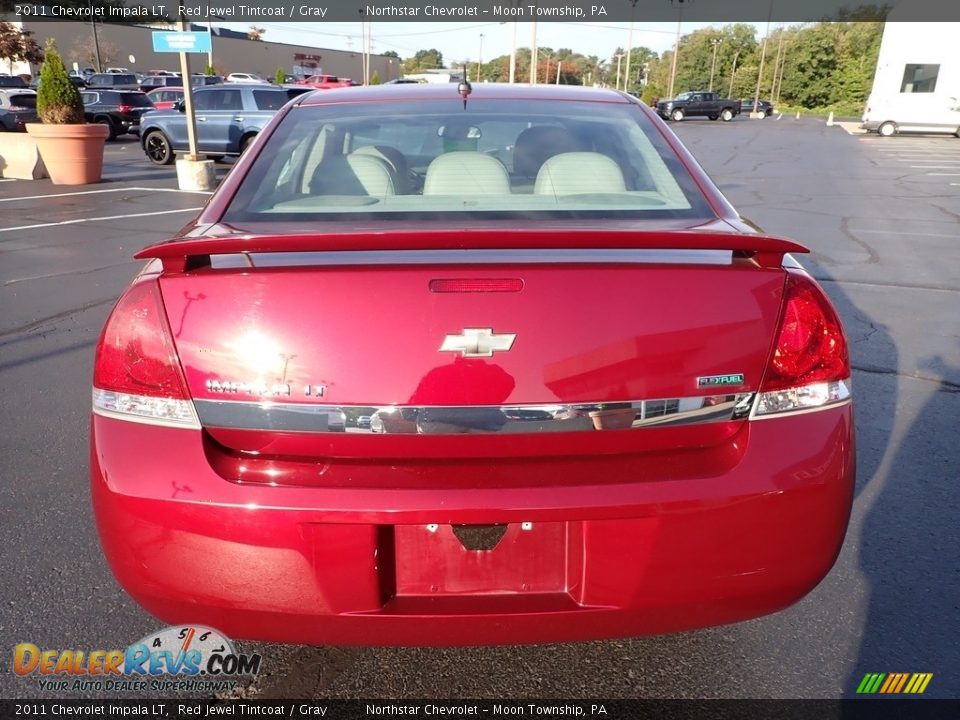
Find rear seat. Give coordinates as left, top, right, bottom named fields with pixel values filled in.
left=423, top=151, right=511, bottom=195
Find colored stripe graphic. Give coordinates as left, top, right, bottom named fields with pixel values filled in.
left=857, top=672, right=932, bottom=694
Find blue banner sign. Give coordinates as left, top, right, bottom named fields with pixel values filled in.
left=152, top=31, right=212, bottom=54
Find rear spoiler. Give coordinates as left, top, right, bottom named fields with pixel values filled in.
left=136, top=229, right=808, bottom=272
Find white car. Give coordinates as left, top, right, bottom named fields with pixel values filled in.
left=226, top=72, right=269, bottom=84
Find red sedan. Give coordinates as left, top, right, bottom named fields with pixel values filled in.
left=145, top=87, right=183, bottom=110
left=91, top=84, right=855, bottom=646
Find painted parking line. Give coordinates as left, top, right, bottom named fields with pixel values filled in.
left=927, top=173, right=960, bottom=176
left=910, top=165, right=960, bottom=169
left=0, top=207, right=202, bottom=234
left=0, top=186, right=212, bottom=203
left=854, top=229, right=956, bottom=238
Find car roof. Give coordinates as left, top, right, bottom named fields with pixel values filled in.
left=297, top=83, right=631, bottom=106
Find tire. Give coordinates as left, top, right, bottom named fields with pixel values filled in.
left=143, top=130, right=174, bottom=165
left=239, top=134, right=256, bottom=153
left=96, top=116, right=117, bottom=141
left=708, top=114, right=719, bottom=121
left=756, top=109, right=767, bottom=119
left=671, top=108, right=684, bottom=122
left=878, top=121, right=897, bottom=137
left=721, top=108, right=734, bottom=122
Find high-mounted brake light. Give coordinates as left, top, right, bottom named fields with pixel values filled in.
left=754, top=272, right=851, bottom=417
left=92, top=280, right=198, bottom=427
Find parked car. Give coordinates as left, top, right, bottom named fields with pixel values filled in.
left=740, top=99, right=775, bottom=118
left=191, top=74, right=223, bottom=87
left=656, top=90, right=741, bottom=121
left=139, top=85, right=310, bottom=164
left=0, top=88, right=38, bottom=131
left=85, top=73, right=141, bottom=91
left=94, top=84, right=855, bottom=647
left=105, top=67, right=131, bottom=74
left=225, top=72, right=269, bottom=84
left=140, top=75, right=183, bottom=90
left=145, top=87, right=184, bottom=110
left=295, top=73, right=352, bottom=90
left=80, top=89, right=155, bottom=140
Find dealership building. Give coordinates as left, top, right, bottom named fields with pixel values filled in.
left=1, top=19, right=399, bottom=82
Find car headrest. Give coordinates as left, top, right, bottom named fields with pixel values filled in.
left=513, top=126, right=582, bottom=177
left=534, top=152, right=627, bottom=195
left=423, top=151, right=511, bottom=196
left=309, top=154, right=397, bottom=197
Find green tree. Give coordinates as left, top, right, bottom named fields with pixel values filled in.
left=204, top=64, right=215, bottom=76
left=370, top=70, right=381, bottom=85
left=402, top=48, right=444, bottom=73
left=381, top=50, right=400, bottom=59
left=274, top=67, right=286, bottom=85
left=36, top=39, right=84, bottom=124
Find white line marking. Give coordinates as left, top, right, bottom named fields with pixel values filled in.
left=0, top=186, right=212, bottom=203
left=910, top=165, right=960, bottom=169
left=0, top=207, right=202, bottom=233
left=852, top=229, right=956, bottom=238
left=927, top=173, right=960, bottom=176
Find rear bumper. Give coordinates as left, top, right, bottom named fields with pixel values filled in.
left=91, top=406, right=854, bottom=646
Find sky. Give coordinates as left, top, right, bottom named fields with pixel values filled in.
left=216, top=20, right=788, bottom=64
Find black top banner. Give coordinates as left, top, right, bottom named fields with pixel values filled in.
left=1, top=699, right=959, bottom=720
left=4, top=0, right=960, bottom=23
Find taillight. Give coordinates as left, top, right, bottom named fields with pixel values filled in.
left=755, top=272, right=851, bottom=416
left=117, top=103, right=132, bottom=113
left=92, top=280, right=198, bottom=427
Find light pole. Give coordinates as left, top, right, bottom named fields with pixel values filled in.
left=509, top=20, right=517, bottom=83
left=89, top=0, right=101, bottom=72
left=476, top=33, right=484, bottom=82
left=728, top=49, right=740, bottom=98
left=614, top=53, right=624, bottom=90
left=530, top=19, right=538, bottom=84
left=624, top=0, right=637, bottom=93
left=708, top=37, right=722, bottom=92
left=752, top=0, right=774, bottom=115
left=667, top=0, right=685, bottom=99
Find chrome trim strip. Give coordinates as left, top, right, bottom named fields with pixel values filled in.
left=193, top=394, right=755, bottom=434
left=210, top=248, right=735, bottom=269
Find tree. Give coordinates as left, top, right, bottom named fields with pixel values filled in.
left=36, top=39, right=84, bottom=124
left=370, top=70, right=381, bottom=85
left=247, top=26, right=265, bottom=41
left=274, top=67, right=286, bottom=85
left=402, top=48, right=444, bottom=73
left=0, top=21, right=44, bottom=73
left=381, top=50, right=400, bottom=59
left=71, top=35, right=117, bottom=70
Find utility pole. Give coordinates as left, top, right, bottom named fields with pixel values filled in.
left=89, top=0, right=102, bottom=72
left=476, top=33, right=484, bottom=82
left=556, top=57, right=562, bottom=84
left=708, top=37, right=722, bottom=92
left=771, top=29, right=784, bottom=101
left=624, top=0, right=637, bottom=93
left=614, top=53, right=624, bottom=90
left=509, top=20, right=517, bottom=83
left=530, top=19, right=538, bottom=84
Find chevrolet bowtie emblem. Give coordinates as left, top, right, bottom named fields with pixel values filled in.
left=440, top=328, right=517, bottom=358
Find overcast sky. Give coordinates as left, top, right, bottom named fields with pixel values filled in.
left=218, top=20, right=789, bottom=64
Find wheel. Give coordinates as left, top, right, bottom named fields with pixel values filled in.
left=671, top=108, right=684, bottom=122
left=239, top=134, right=256, bottom=153
left=143, top=130, right=174, bottom=165
left=96, top=116, right=117, bottom=140
left=721, top=108, right=734, bottom=122
left=708, top=114, right=719, bottom=121
left=756, top=109, right=767, bottom=119
left=878, top=121, right=897, bottom=137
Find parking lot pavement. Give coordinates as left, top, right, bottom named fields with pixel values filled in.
left=1, top=117, right=958, bottom=700
left=853, top=132, right=960, bottom=190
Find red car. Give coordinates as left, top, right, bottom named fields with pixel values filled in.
left=295, top=73, right=353, bottom=89
left=91, top=84, right=855, bottom=647
left=145, top=87, right=183, bottom=110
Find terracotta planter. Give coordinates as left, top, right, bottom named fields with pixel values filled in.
left=588, top=408, right=637, bottom=430
left=25, top=123, right=109, bottom=185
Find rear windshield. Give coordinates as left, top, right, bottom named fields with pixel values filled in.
left=222, top=97, right=714, bottom=225
left=121, top=93, right=154, bottom=107
left=253, top=90, right=291, bottom=110
left=9, top=94, right=36, bottom=108
left=0, top=76, right=28, bottom=88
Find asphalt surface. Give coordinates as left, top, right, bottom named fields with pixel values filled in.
left=1, top=119, right=958, bottom=700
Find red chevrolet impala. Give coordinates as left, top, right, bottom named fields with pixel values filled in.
left=91, top=84, right=854, bottom=646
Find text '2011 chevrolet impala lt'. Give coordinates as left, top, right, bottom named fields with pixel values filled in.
left=91, top=84, right=854, bottom=646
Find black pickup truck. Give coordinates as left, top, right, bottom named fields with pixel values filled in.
left=656, top=91, right=741, bottom=122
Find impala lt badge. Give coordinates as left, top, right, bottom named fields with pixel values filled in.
left=440, top=328, right=517, bottom=358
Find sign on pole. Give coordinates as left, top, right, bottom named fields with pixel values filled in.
left=152, top=31, right=212, bottom=54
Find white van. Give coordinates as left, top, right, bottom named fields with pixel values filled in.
left=861, top=16, right=960, bottom=137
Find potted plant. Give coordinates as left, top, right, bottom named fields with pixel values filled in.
left=25, top=40, right=109, bottom=185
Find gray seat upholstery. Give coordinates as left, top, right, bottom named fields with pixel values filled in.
left=309, top=154, right=397, bottom=197
left=423, top=151, right=511, bottom=196
left=512, top=126, right=582, bottom=177
left=351, top=145, right=410, bottom=193
left=534, top=152, right=627, bottom=195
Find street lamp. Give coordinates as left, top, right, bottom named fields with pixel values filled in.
left=708, top=37, right=722, bottom=92
left=477, top=33, right=484, bottom=82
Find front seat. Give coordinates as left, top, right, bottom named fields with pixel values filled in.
left=309, top=154, right=397, bottom=197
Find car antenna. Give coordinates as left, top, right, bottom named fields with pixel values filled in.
left=457, top=65, right=472, bottom=109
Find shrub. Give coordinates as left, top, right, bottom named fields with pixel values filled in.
left=204, top=64, right=216, bottom=76
left=36, top=39, right=84, bottom=124
left=370, top=70, right=381, bottom=85
left=274, top=67, right=286, bottom=85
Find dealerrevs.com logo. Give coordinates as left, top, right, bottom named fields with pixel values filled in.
left=13, top=625, right=261, bottom=693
